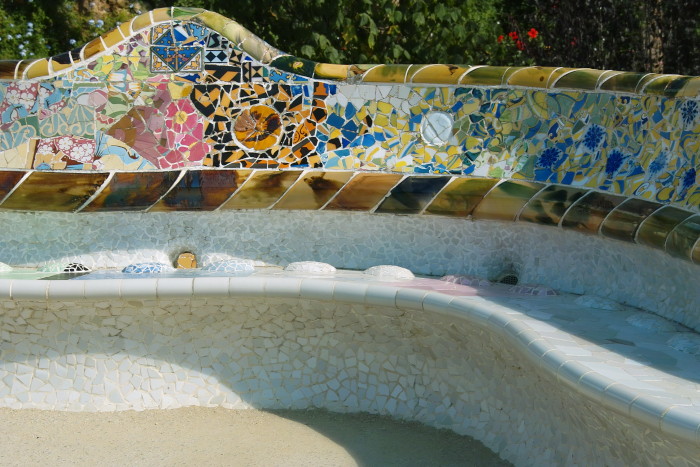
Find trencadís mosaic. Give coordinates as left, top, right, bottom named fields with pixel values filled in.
left=0, top=8, right=697, bottom=209
left=0, top=7, right=698, bottom=265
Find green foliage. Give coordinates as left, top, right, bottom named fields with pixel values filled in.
left=500, top=0, right=700, bottom=74
left=0, top=0, right=697, bottom=75
left=0, top=0, right=141, bottom=60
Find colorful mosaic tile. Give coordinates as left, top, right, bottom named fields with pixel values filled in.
left=0, top=8, right=697, bottom=263
left=122, top=262, right=174, bottom=274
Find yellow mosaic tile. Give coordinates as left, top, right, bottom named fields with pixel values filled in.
left=23, top=59, right=50, bottom=79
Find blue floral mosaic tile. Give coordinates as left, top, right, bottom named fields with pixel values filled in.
left=122, top=262, right=175, bottom=274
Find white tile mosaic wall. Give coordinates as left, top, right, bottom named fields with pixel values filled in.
left=0, top=210, right=696, bottom=331
left=0, top=295, right=697, bottom=466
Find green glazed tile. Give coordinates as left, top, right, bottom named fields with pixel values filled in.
left=666, top=215, right=700, bottom=260
left=560, top=191, right=626, bottom=234
left=599, top=72, right=648, bottom=93
left=507, top=67, right=558, bottom=88
left=600, top=198, right=663, bottom=242
left=171, top=7, right=203, bottom=18
left=642, top=75, right=682, bottom=96
left=552, top=69, right=604, bottom=90
left=518, top=185, right=588, bottom=226
left=270, top=56, right=316, bottom=78
left=459, top=66, right=511, bottom=86
left=362, top=65, right=412, bottom=83
left=409, top=64, right=468, bottom=84
left=636, top=206, right=694, bottom=250
left=662, top=76, right=692, bottom=98
left=676, top=77, right=700, bottom=98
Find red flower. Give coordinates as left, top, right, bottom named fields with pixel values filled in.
left=508, top=31, right=518, bottom=40
left=516, top=40, right=525, bottom=51
left=497, top=35, right=504, bottom=43
left=527, top=28, right=538, bottom=39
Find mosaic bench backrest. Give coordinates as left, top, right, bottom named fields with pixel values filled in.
left=0, top=7, right=698, bottom=264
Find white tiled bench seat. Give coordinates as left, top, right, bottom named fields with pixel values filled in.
left=0, top=273, right=698, bottom=464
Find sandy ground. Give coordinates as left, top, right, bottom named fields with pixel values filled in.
left=0, top=407, right=511, bottom=466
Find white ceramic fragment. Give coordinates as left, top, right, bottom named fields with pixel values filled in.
left=363, top=265, right=414, bottom=280
left=284, top=261, right=336, bottom=274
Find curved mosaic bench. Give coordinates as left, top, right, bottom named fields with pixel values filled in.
left=0, top=7, right=698, bottom=465
left=0, top=274, right=698, bottom=465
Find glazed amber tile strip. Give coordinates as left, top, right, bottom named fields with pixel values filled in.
left=324, top=173, right=403, bottom=211
left=1, top=172, right=108, bottom=212
left=665, top=215, right=700, bottom=260
left=424, top=177, right=498, bottom=217
left=600, top=198, right=663, bottom=242
left=409, top=65, right=470, bottom=85
left=82, top=171, right=182, bottom=212
left=507, top=67, right=558, bottom=88
left=131, top=12, right=153, bottom=31
left=375, top=176, right=451, bottom=215
left=0, top=171, right=27, bottom=201
left=459, top=66, right=511, bottom=86
left=81, top=38, right=106, bottom=61
left=635, top=206, right=694, bottom=250
left=560, top=192, right=627, bottom=235
left=598, top=72, right=649, bottom=93
left=361, top=65, right=413, bottom=84
left=552, top=69, right=605, bottom=90
left=220, top=170, right=300, bottom=210
left=518, top=185, right=588, bottom=226
left=150, top=170, right=250, bottom=211
left=23, top=59, right=50, bottom=79
left=273, top=171, right=353, bottom=210
left=471, top=180, right=545, bottom=221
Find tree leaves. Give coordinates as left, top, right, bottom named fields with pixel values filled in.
left=0, top=0, right=696, bottom=75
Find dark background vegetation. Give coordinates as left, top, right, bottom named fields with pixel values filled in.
left=1, top=0, right=698, bottom=75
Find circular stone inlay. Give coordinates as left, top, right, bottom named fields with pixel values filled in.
left=420, top=111, right=454, bottom=146
left=234, top=105, right=282, bottom=151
